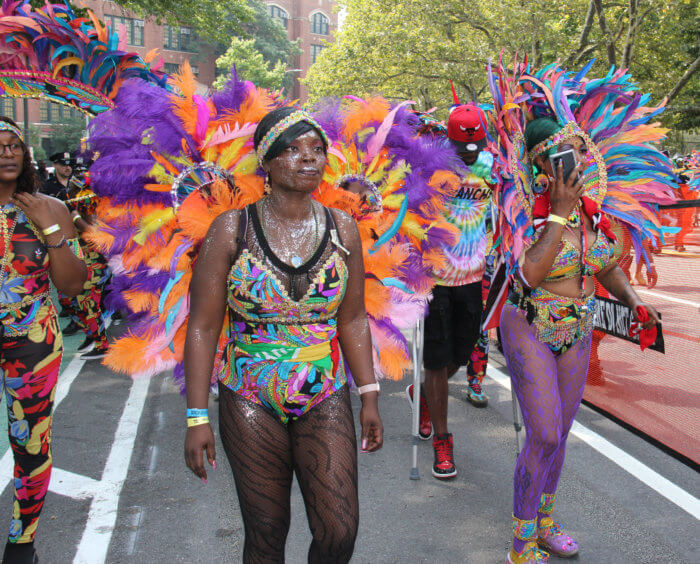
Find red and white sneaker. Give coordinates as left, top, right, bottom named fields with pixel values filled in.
left=405, top=384, right=433, bottom=440
left=432, top=433, right=457, bottom=479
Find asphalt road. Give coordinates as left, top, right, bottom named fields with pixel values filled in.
left=1, top=322, right=698, bottom=564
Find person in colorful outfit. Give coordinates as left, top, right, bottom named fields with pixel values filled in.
left=0, top=117, right=87, bottom=564
left=63, top=165, right=110, bottom=359
left=418, top=103, right=494, bottom=479
left=184, top=108, right=383, bottom=563
left=486, top=61, right=673, bottom=564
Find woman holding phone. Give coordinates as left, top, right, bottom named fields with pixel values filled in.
left=487, top=63, right=674, bottom=564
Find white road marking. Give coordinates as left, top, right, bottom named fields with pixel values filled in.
left=73, top=376, right=151, bottom=564
left=487, top=364, right=700, bottom=521
left=49, top=468, right=100, bottom=500
left=636, top=288, right=700, bottom=309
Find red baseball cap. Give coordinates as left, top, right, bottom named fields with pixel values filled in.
left=447, top=104, right=487, bottom=153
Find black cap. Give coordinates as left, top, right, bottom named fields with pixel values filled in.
left=49, top=152, right=73, bottom=166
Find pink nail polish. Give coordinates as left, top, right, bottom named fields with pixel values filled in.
left=201, top=478, right=208, bottom=485
left=361, top=439, right=368, bottom=450
left=212, top=460, right=217, bottom=470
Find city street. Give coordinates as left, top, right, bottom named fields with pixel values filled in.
left=2, top=324, right=697, bottom=563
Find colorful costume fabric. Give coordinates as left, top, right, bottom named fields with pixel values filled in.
left=433, top=151, right=494, bottom=287
left=0, top=205, right=61, bottom=545
left=219, top=205, right=348, bottom=423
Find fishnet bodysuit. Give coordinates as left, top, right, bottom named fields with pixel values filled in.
left=219, top=203, right=359, bottom=563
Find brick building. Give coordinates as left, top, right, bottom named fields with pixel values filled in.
left=2, top=0, right=217, bottom=157
left=265, top=0, right=338, bottom=100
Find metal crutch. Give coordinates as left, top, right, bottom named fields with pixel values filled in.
left=511, top=383, right=523, bottom=455
left=410, top=319, right=424, bottom=480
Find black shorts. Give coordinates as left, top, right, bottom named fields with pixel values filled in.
left=423, top=282, right=482, bottom=370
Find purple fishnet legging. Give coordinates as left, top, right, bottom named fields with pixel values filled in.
left=500, top=303, right=592, bottom=552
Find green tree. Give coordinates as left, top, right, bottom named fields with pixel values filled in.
left=305, top=0, right=698, bottom=128
left=42, top=114, right=87, bottom=157
left=30, top=0, right=254, bottom=45
left=213, top=38, right=287, bottom=91
left=244, top=0, right=300, bottom=67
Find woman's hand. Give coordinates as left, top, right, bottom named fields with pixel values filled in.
left=636, top=303, right=661, bottom=330
left=549, top=161, right=586, bottom=218
left=10, top=192, right=59, bottom=231
left=359, top=399, right=383, bottom=453
left=184, top=424, right=217, bottom=482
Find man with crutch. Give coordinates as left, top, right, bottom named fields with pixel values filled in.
left=407, top=103, right=494, bottom=479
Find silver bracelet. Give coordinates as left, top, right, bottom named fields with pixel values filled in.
left=357, top=382, right=380, bottom=395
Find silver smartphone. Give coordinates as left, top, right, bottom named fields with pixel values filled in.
left=549, top=148, right=578, bottom=182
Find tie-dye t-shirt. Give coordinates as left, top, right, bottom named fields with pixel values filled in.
left=434, top=151, right=494, bottom=287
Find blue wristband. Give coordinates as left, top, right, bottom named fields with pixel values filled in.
left=186, top=408, right=208, bottom=418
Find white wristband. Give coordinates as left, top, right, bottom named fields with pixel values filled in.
left=357, top=382, right=380, bottom=395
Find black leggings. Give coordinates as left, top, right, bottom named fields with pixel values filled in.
left=219, top=384, right=359, bottom=563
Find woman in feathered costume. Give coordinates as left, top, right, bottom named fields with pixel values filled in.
left=86, top=71, right=460, bottom=388
left=181, top=105, right=385, bottom=561
left=487, top=58, right=673, bottom=564
left=0, top=2, right=166, bottom=561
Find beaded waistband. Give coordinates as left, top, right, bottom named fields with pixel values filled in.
left=0, top=292, right=53, bottom=338
left=0, top=291, right=51, bottom=314
left=508, top=285, right=595, bottom=352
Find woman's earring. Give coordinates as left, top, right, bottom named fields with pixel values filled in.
left=534, top=173, right=549, bottom=194
left=264, top=174, right=271, bottom=195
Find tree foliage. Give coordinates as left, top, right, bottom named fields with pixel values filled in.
left=213, top=38, right=286, bottom=91
left=96, top=0, right=253, bottom=44
left=243, top=0, right=300, bottom=67
left=28, top=0, right=254, bottom=44
left=27, top=113, right=86, bottom=161
left=305, top=0, right=699, bottom=128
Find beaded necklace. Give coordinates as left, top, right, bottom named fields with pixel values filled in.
left=0, top=204, right=19, bottom=297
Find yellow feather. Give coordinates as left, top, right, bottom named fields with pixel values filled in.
left=134, top=208, right=175, bottom=245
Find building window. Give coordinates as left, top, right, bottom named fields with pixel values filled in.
left=311, top=12, right=329, bottom=35
left=267, top=5, right=288, bottom=29
left=311, top=44, right=325, bottom=64
left=40, top=101, right=79, bottom=123
left=164, top=25, right=197, bottom=52
left=163, top=63, right=179, bottom=75
left=163, top=63, right=199, bottom=77
left=0, top=98, right=16, bottom=120
left=105, top=14, right=144, bottom=46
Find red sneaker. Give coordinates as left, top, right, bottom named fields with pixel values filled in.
left=432, top=433, right=457, bottom=479
left=405, top=384, right=433, bottom=440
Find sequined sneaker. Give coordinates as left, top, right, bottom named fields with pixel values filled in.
left=538, top=520, right=578, bottom=558
left=465, top=379, right=488, bottom=407
left=432, top=433, right=457, bottom=478
left=405, top=384, right=433, bottom=439
left=506, top=542, right=549, bottom=563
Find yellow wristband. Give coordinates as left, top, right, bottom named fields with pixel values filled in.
left=72, top=214, right=81, bottom=223
left=42, top=224, right=61, bottom=235
left=187, top=416, right=210, bottom=428
left=547, top=214, right=567, bottom=226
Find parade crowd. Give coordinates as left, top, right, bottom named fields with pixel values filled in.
left=0, top=2, right=697, bottom=564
